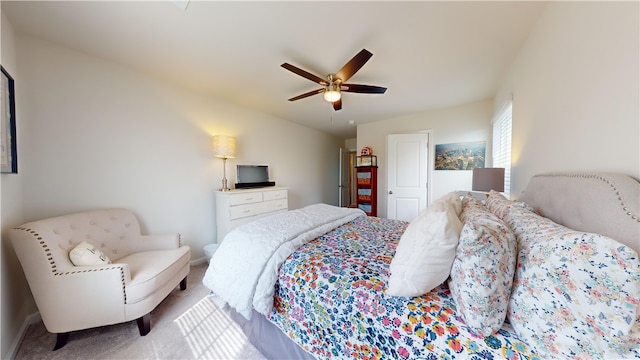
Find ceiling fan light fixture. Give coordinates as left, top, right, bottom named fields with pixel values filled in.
left=323, top=83, right=341, bottom=103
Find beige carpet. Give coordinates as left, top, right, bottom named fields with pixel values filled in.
left=14, top=264, right=267, bottom=360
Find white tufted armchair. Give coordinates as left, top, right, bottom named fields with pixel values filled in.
left=9, top=208, right=191, bottom=350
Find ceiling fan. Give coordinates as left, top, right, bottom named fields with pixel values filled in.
left=281, top=49, right=387, bottom=111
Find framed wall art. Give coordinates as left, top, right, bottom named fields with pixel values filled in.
left=434, top=141, right=485, bottom=170
left=1, top=66, right=17, bottom=174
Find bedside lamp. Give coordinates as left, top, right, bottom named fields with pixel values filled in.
left=213, top=135, right=236, bottom=191
left=472, top=167, right=505, bottom=193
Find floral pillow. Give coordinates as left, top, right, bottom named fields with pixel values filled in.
left=485, top=190, right=536, bottom=219
left=506, top=208, right=640, bottom=359
left=447, top=195, right=516, bottom=337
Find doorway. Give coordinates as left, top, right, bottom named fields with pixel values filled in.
left=339, top=148, right=358, bottom=208
left=349, top=151, right=357, bottom=207
left=386, top=133, right=430, bottom=221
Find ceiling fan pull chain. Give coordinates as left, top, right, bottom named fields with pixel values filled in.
left=330, top=107, right=334, bottom=126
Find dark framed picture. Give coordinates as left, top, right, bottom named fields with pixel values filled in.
left=1, top=66, right=17, bottom=174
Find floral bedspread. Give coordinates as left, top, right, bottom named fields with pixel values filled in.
left=268, top=216, right=539, bottom=359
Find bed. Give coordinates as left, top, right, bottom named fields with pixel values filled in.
left=204, top=173, right=640, bottom=359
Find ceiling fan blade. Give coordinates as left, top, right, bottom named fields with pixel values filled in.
left=333, top=98, right=342, bottom=111
left=342, top=84, right=387, bottom=94
left=335, top=49, right=373, bottom=83
left=288, top=88, right=324, bottom=101
left=281, top=63, right=328, bottom=85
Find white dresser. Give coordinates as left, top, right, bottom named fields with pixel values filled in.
left=215, top=187, right=288, bottom=243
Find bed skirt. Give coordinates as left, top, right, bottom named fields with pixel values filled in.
left=229, top=308, right=315, bottom=360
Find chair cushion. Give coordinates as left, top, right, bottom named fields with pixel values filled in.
left=69, top=241, right=112, bottom=266
left=121, top=247, right=190, bottom=304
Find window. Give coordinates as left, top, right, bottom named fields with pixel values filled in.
left=492, top=100, right=512, bottom=197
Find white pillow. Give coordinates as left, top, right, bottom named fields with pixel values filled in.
left=387, top=192, right=462, bottom=297
left=69, top=241, right=112, bottom=266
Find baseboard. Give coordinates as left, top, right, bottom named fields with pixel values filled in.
left=5, top=311, right=41, bottom=360
left=190, top=256, right=207, bottom=266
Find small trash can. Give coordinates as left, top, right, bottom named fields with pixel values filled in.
left=203, top=243, right=219, bottom=263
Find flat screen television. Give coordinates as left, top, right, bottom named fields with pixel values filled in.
left=235, top=165, right=275, bottom=189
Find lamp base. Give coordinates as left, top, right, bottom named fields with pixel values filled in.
left=219, top=177, right=231, bottom=192
left=456, top=190, right=488, bottom=200
left=218, top=157, right=232, bottom=191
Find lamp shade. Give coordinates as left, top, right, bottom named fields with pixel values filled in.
left=472, top=167, right=505, bottom=192
left=213, top=135, right=236, bottom=159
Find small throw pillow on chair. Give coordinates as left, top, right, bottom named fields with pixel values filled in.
left=69, top=241, right=112, bottom=266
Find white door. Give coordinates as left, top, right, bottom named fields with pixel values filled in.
left=387, top=133, right=429, bottom=221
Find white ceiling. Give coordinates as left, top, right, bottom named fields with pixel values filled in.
left=2, top=1, right=546, bottom=138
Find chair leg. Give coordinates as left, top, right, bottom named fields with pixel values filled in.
left=137, top=313, right=151, bottom=336
left=53, top=332, right=70, bottom=351
left=180, top=276, right=187, bottom=291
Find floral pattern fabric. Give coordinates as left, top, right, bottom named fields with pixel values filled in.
left=484, top=190, right=536, bottom=220
left=447, top=195, right=517, bottom=337
left=503, top=203, right=640, bottom=359
left=268, top=216, right=538, bottom=359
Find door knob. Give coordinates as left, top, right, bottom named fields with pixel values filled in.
left=388, top=190, right=393, bottom=194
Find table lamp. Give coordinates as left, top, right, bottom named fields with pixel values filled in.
left=213, top=135, right=236, bottom=191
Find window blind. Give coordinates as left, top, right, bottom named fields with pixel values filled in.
left=492, top=100, right=512, bottom=197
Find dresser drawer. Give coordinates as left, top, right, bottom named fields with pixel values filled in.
left=229, top=198, right=288, bottom=220
left=229, top=203, right=262, bottom=220
left=216, top=187, right=289, bottom=243
left=263, top=198, right=288, bottom=212
left=263, top=189, right=287, bottom=201
left=228, top=192, right=263, bottom=206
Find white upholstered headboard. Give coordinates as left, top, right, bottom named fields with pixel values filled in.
left=519, top=173, right=640, bottom=253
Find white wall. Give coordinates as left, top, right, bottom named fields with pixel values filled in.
left=1, top=33, right=342, bottom=357
left=357, top=99, right=493, bottom=218
left=495, top=1, right=639, bottom=196
left=1, top=11, right=35, bottom=358
left=17, top=34, right=342, bottom=249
